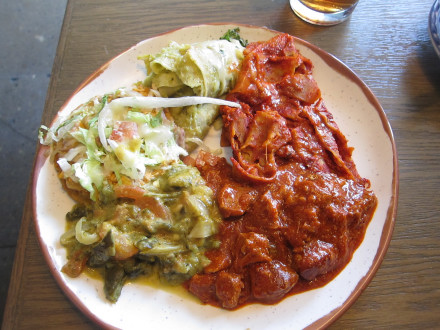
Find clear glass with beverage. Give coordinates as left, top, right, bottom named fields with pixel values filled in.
left=290, top=0, right=360, bottom=26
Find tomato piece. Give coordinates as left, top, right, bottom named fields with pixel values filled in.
left=113, top=232, right=139, bottom=261
left=114, top=185, right=170, bottom=219
left=109, top=121, right=139, bottom=142
left=61, top=249, right=88, bottom=278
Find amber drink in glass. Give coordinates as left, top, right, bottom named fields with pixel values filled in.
left=290, top=0, right=360, bottom=25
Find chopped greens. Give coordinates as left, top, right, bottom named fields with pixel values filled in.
left=220, top=27, right=249, bottom=47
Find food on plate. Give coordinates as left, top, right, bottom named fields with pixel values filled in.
left=140, top=37, right=244, bottom=151
left=39, top=34, right=243, bottom=302
left=184, top=33, right=377, bottom=309
left=39, top=29, right=377, bottom=308
left=39, top=87, right=230, bottom=302
left=140, top=37, right=244, bottom=98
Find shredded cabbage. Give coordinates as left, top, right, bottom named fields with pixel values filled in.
left=72, top=159, right=103, bottom=200
left=43, top=92, right=235, bottom=199
left=41, top=82, right=241, bottom=201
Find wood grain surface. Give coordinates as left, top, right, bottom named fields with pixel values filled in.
left=3, top=0, right=440, bottom=329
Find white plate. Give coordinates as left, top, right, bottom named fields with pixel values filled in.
left=32, top=24, right=398, bottom=329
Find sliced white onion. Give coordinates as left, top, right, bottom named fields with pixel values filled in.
left=64, top=145, right=87, bottom=161
left=75, top=217, right=100, bottom=245
left=109, top=96, right=240, bottom=110
left=185, top=137, right=204, bottom=145
left=97, top=103, right=112, bottom=151
left=107, top=139, right=118, bottom=151
left=57, top=157, right=71, bottom=172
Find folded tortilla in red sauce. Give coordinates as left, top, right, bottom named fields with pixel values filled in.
left=184, top=33, right=377, bottom=310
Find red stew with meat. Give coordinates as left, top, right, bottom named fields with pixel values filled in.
left=184, top=33, right=378, bottom=310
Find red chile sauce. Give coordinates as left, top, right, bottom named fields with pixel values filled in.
left=183, top=33, right=377, bottom=310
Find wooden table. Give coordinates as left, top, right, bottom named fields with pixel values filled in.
left=3, top=0, right=440, bottom=328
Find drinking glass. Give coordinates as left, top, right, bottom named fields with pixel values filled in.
left=290, top=0, right=360, bottom=26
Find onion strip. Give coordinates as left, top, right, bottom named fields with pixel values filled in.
left=109, top=96, right=240, bottom=109
left=97, top=96, right=240, bottom=153
left=97, top=103, right=112, bottom=151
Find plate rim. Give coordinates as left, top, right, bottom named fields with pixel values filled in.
left=31, top=22, right=399, bottom=330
